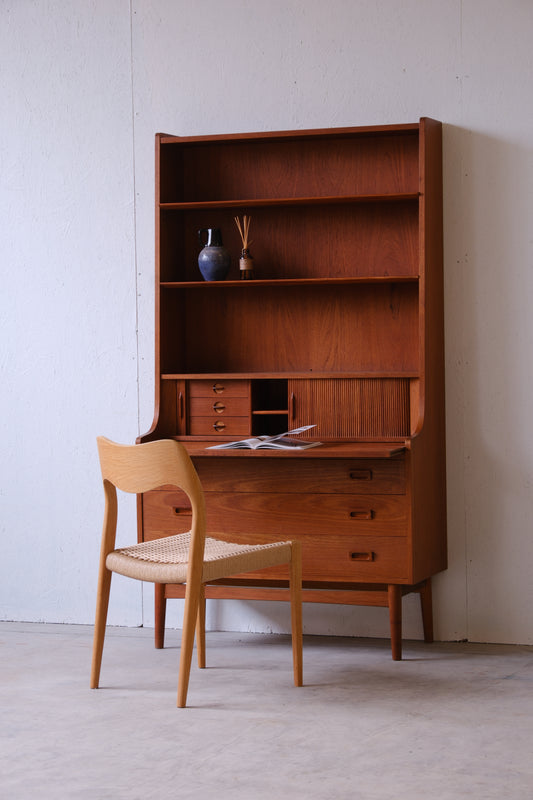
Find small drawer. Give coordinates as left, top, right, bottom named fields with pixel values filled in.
left=189, top=396, right=250, bottom=416
left=189, top=379, right=250, bottom=398
left=189, top=416, right=251, bottom=436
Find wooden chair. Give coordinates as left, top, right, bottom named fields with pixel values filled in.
left=90, top=437, right=303, bottom=707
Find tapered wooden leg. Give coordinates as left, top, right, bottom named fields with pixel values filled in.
left=90, top=568, right=112, bottom=688
left=196, top=584, right=206, bottom=669
left=177, top=578, right=201, bottom=708
left=388, top=584, right=402, bottom=661
left=419, top=578, right=434, bottom=643
left=289, top=541, right=303, bottom=687
left=154, top=582, right=166, bottom=649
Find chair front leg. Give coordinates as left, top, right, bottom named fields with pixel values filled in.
left=196, top=584, right=206, bottom=669
left=177, top=573, right=202, bottom=708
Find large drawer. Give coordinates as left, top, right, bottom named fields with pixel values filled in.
left=143, top=531, right=408, bottom=585
left=142, top=489, right=409, bottom=538
left=195, top=457, right=406, bottom=495
left=246, top=535, right=409, bottom=583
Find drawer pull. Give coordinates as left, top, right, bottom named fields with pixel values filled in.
left=350, top=551, right=375, bottom=562
left=349, top=509, right=374, bottom=520
left=173, top=507, right=192, bottom=516
left=349, top=469, right=373, bottom=481
left=213, top=420, right=226, bottom=432
left=213, top=401, right=226, bottom=413
left=212, top=383, right=225, bottom=394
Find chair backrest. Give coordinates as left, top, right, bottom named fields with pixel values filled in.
left=96, top=437, right=207, bottom=565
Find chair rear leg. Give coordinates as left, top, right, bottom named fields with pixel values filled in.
left=419, top=578, right=434, bottom=642
left=289, top=541, right=303, bottom=687
left=90, top=568, right=112, bottom=688
left=154, top=582, right=167, bottom=649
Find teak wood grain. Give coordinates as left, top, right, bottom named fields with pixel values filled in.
left=140, top=119, right=446, bottom=661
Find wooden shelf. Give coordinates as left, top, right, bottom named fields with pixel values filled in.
left=161, top=276, right=419, bottom=289
left=160, top=372, right=420, bottom=380
left=160, top=193, right=419, bottom=211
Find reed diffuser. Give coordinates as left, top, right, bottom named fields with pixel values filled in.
left=234, top=215, right=254, bottom=280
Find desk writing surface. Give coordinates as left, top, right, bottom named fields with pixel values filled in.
left=183, top=441, right=407, bottom=459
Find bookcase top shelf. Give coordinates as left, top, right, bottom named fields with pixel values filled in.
left=158, top=120, right=426, bottom=146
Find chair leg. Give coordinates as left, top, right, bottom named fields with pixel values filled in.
left=90, top=567, right=112, bottom=688
left=388, top=584, right=402, bottom=661
left=289, top=541, right=303, bottom=687
left=196, top=584, right=206, bottom=669
left=419, top=578, right=434, bottom=643
left=177, top=577, right=202, bottom=708
left=154, top=583, right=167, bottom=649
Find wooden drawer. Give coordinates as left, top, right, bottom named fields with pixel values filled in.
left=189, top=416, right=250, bottom=436
left=189, top=379, right=250, bottom=397
left=189, top=396, right=250, bottom=416
left=195, top=457, right=406, bottom=495
left=205, top=492, right=408, bottom=537
left=255, top=536, right=409, bottom=583
left=142, top=489, right=408, bottom=538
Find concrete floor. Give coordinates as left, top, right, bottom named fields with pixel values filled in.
left=1, top=622, right=532, bottom=799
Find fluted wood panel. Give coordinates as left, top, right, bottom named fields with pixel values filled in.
left=290, top=378, right=410, bottom=438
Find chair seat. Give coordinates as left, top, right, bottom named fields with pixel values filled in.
left=106, top=533, right=293, bottom=584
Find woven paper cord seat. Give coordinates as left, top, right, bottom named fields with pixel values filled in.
left=107, top=534, right=293, bottom=585
left=90, top=437, right=303, bottom=707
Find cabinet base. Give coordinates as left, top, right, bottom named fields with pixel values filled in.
left=154, top=578, right=433, bottom=661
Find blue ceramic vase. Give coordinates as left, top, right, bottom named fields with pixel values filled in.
left=198, top=228, right=231, bottom=281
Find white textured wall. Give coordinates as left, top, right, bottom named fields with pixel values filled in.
left=2, top=0, right=532, bottom=645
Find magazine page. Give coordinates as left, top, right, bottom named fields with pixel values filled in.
left=206, top=425, right=318, bottom=450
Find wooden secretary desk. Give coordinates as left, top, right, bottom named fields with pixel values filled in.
left=138, top=118, right=446, bottom=660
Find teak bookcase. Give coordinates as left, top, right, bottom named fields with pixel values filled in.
left=139, top=119, right=446, bottom=659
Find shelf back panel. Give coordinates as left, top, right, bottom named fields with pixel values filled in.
left=160, top=202, right=418, bottom=282
left=159, top=133, right=419, bottom=203
left=158, top=284, right=419, bottom=375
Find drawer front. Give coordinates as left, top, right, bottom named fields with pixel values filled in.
left=189, top=379, right=250, bottom=398
left=142, top=489, right=408, bottom=538
left=189, top=416, right=251, bottom=436
left=262, top=536, right=408, bottom=582
left=189, top=397, right=250, bottom=416
left=195, top=458, right=406, bottom=495
left=204, top=492, right=408, bottom=537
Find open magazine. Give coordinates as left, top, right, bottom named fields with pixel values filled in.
left=206, top=424, right=321, bottom=450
